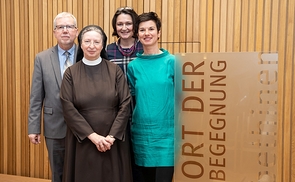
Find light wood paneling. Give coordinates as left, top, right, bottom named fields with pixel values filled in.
left=0, top=0, right=294, bottom=181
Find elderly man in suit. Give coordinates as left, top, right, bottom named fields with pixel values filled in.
left=28, top=12, right=78, bottom=182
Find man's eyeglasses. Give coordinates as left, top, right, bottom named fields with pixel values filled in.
left=55, top=25, right=77, bottom=31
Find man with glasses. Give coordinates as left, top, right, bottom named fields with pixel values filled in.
left=28, top=12, right=78, bottom=182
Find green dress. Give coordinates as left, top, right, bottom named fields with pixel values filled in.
left=127, top=49, right=175, bottom=167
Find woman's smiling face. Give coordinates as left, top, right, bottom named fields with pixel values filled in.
left=137, top=20, right=160, bottom=46
left=116, top=13, right=134, bottom=40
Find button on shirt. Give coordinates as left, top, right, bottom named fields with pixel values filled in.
left=58, top=45, right=75, bottom=77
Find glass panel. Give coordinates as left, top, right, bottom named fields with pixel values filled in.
left=174, top=52, right=278, bottom=182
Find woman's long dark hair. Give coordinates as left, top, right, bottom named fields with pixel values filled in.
left=76, top=25, right=108, bottom=62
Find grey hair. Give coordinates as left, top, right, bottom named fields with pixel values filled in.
left=79, top=26, right=103, bottom=40
left=53, top=12, right=77, bottom=29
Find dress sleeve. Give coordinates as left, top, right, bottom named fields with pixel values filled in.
left=108, top=65, right=131, bottom=141
left=60, top=67, right=94, bottom=142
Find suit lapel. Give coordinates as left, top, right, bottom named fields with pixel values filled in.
left=73, top=44, right=78, bottom=63
left=51, top=45, right=63, bottom=88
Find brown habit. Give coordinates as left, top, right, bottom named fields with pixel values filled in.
left=60, top=59, right=132, bottom=182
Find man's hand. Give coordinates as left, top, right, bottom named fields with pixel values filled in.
left=28, top=134, right=41, bottom=144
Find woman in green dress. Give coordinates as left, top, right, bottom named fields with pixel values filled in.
left=127, top=12, right=175, bottom=182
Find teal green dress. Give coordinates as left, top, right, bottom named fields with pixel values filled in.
left=127, top=48, right=175, bottom=167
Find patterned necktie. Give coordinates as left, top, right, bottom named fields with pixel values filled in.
left=63, top=51, right=71, bottom=75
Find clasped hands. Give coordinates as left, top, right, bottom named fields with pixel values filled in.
left=88, top=133, right=116, bottom=152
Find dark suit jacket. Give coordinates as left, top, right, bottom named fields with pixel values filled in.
left=28, top=45, right=76, bottom=138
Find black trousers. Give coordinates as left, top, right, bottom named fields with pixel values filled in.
left=140, top=166, right=174, bottom=182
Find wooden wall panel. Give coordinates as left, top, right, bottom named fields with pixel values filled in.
left=0, top=0, right=8, bottom=175
left=0, top=0, right=294, bottom=181
left=279, top=0, right=294, bottom=181
left=285, top=0, right=295, bottom=181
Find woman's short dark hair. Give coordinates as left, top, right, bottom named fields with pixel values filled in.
left=135, top=12, right=161, bottom=34
left=76, top=25, right=108, bottom=62
left=111, top=7, right=139, bottom=38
